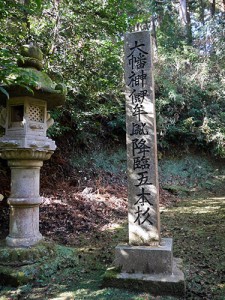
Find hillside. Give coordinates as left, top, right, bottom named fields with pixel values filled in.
left=0, top=141, right=225, bottom=299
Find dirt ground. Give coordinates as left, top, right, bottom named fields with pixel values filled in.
left=0, top=150, right=224, bottom=299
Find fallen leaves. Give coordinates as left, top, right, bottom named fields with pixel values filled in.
left=0, top=149, right=179, bottom=244
left=39, top=180, right=128, bottom=245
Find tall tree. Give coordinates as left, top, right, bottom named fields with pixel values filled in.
left=210, top=0, right=216, bottom=16
left=1, top=0, right=225, bottom=156
left=179, top=0, right=192, bottom=44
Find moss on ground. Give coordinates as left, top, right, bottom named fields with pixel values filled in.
left=0, top=243, right=78, bottom=289
left=0, top=153, right=225, bottom=299
left=1, top=193, right=224, bottom=300
left=161, top=195, right=225, bottom=299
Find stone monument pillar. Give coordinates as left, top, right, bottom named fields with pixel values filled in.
left=125, top=31, right=160, bottom=246
left=0, top=44, right=66, bottom=247
left=103, top=31, right=185, bottom=297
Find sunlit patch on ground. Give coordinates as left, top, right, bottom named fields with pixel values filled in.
left=1, top=152, right=225, bottom=299
left=161, top=194, right=225, bottom=300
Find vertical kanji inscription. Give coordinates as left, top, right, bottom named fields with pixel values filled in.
left=125, top=31, right=160, bottom=246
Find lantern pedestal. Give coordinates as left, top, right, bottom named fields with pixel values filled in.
left=0, top=150, right=53, bottom=247
left=0, top=112, right=56, bottom=247
left=0, top=44, right=66, bottom=248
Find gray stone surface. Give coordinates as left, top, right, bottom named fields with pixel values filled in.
left=125, top=31, right=160, bottom=245
left=0, top=97, right=56, bottom=151
left=104, top=31, right=185, bottom=297
left=6, top=159, right=43, bottom=247
left=115, top=238, right=173, bottom=274
left=103, top=258, right=185, bottom=297
left=0, top=45, right=65, bottom=247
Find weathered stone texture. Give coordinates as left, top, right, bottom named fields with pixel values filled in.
left=125, top=31, right=160, bottom=245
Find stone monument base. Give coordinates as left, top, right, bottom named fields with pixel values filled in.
left=102, top=238, right=185, bottom=298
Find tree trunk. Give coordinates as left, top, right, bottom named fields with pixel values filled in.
left=200, top=0, right=205, bottom=24
left=151, top=16, right=158, bottom=52
left=210, top=0, right=216, bottom=16
left=23, top=0, right=31, bottom=42
left=180, top=0, right=187, bottom=25
left=186, top=2, right=192, bottom=44
left=179, top=0, right=192, bottom=44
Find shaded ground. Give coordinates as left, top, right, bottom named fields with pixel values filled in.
left=161, top=195, right=225, bottom=300
left=0, top=150, right=225, bottom=299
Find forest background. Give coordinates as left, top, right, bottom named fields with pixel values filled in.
left=0, top=1, right=225, bottom=299
left=0, top=0, right=225, bottom=158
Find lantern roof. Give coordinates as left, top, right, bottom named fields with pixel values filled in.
left=0, top=44, right=66, bottom=110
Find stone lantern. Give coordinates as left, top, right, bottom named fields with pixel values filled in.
left=0, top=44, right=66, bottom=247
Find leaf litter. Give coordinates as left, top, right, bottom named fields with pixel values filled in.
left=0, top=151, right=224, bottom=299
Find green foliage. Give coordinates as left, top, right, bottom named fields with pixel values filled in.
left=0, top=49, right=37, bottom=95
left=159, top=153, right=217, bottom=191
left=0, top=0, right=225, bottom=157
left=155, top=27, right=225, bottom=156
left=71, top=147, right=127, bottom=174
